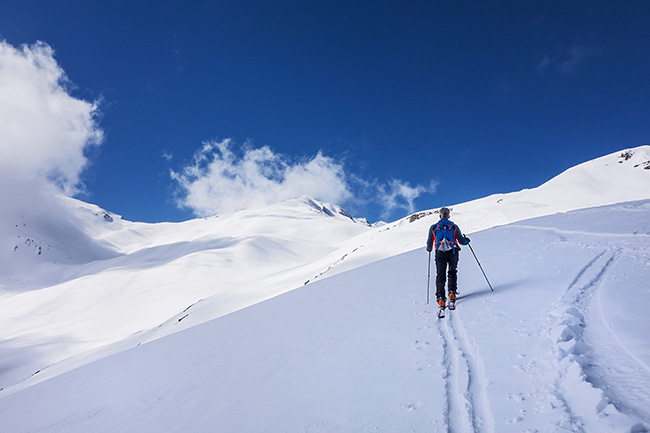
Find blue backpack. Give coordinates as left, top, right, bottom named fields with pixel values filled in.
left=433, top=222, right=457, bottom=252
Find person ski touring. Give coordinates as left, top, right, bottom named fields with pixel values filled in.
left=426, top=207, right=470, bottom=317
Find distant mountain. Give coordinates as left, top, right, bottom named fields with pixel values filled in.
left=325, top=145, right=650, bottom=277
left=2, top=196, right=649, bottom=432
left=0, top=189, right=121, bottom=279
left=0, top=145, right=649, bottom=401
left=449, top=144, right=650, bottom=233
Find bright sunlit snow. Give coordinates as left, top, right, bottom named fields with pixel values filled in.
left=1, top=147, right=649, bottom=432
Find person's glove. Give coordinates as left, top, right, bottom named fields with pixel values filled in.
left=465, top=237, right=471, bottom=243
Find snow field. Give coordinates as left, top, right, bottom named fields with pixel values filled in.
left=1, top=201, right=649, bottom=432
left=0, top=197, right=373, bottom=391
left=1, top=147, right=650, bottom=432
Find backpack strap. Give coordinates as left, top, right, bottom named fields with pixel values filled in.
left=431, top=224, right=438, bottom=251
left=453, top=225, right=457, bottom=253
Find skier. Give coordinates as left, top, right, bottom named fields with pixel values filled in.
left=426, top=207, right=470, bottom=316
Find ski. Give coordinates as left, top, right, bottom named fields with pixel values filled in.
left=437, top=307, right=446, bottom=319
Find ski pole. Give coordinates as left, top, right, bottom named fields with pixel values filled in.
left=468, top=243, right=494, bottom=291
left=426, top=251, right=431, bottom=304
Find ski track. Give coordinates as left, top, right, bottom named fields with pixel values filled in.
left=597, top=287, right=650, bottom=376
left=549, top=248, right=631, bottom=431
left=437, top=307, right=494, bottom=433
left=595, top=282, right=650, bottom=425
left=565, top=250, right=608, bottom=294
left=511, top=224, right=650, bottom=240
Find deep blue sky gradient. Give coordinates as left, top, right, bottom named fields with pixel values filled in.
left=2, top=1, right=649, bottom=222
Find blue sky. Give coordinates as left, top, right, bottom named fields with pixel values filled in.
left=1, top=1, right=649, bottom=223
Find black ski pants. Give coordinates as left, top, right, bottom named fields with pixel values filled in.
left=435, top=249, right=459, bottom=300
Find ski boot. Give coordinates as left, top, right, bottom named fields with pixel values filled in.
left=437, top=298, right=446, bottom=319
left=448, top=291, right=457, bottom=310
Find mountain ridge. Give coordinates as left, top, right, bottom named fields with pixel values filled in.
left=2, top=199, right=649, bottom=432
left=1, top=145, right=649, bottom=398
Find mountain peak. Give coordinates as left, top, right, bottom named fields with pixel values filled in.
left=398, top=145, right=650, bottom=236
left=613, top=145, right=650, bottom=169
left=286, top=196, right=372, bottom=226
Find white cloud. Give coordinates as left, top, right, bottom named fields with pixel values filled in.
left=377, top=179, right=437, bottom=219
left=558, top=44, right=602, bottom=74
left=171, top=139, right=353, bottom=216
left=0, top=40, right=103, bottom=197
left=536, top=54, right=553, bottom=75
left=0, top=40, right=106, bottom=271
left=537, top=43, right=602, bottom=76
left=171, top=139, right=436, bottom=220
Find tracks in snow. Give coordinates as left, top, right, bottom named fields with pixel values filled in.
left=547, top=248, right=645, bottom=431
left=437, top=309, right=494, bottom=433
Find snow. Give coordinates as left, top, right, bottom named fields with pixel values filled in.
left=1, top=146, right=650, bottom=432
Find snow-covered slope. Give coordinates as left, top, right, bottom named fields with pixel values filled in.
left=1, top=200, right=649, bottom=432
left=0, top=186, right=121, bottom=279
left=336, top=145, right=650, bottom=276
left=0, top=146, right=649, bottom=426
left=0, top=196, right=372, bottom=391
